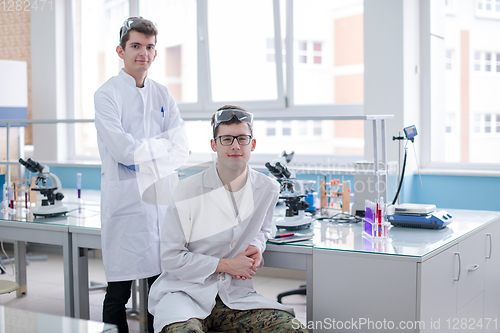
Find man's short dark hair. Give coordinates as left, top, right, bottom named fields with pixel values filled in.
left=119, top=17, right=158, bottom=50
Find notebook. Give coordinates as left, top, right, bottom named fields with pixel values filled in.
left=267, top=233, right=313, bottom=244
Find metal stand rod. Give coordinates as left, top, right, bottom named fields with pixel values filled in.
left=7, top=123, right=10, bottom=187
left=14, top=241, right=27, bottom=297
left=381, top=119, right=388, bottom=203
left=139, top=278, right=148, bottom=333
left=372, top=119, right=380, bottom=202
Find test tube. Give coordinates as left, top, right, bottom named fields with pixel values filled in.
left=2, top=183, right=7, bottom=211
left=8, top=185, right=13, bottom=210
left=77, top=173, right=82, bottom=199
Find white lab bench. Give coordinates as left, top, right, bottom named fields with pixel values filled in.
left=2, top=191, right=500, bottom=333
left=0, top=305, right=117, bottom=333
left=310, top=209, right=500, bottom=333
left=0, top=211, right=74, bottom=317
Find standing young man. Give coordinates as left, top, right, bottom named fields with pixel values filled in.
left=148, top=106, right=307, bottom=333
left=94, top=17, right=189, bottom=333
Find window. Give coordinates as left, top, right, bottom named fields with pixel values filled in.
left=252, top=119, right=363, bottom=156
left=282, top=120, right=292, bottom=136
left=445, top=113, right=454, bottom=133
left=70, top=0, right=364, bottom=163
left=313, top=42, right=322, bottom=64
left=446, top=49, right=454, bottom=70
left=314, top=120, right=322, bottom=136
left=427, top=0, right=500, bottom=165
left=477, top=0, right=494, bottom=11
left=473, top=51, right=500, bottom=73
left=293, top=0, right=364, bottom=105
left=139, top=0, right=198, bottom=103
left=295, top=41, right=323, bottom=65
left=445, top=0, right=457, bottom=15
left=486, top=52, right=492, bottom=72
left=475, top=0, right=500, bottom=18
left=299, top=121, right=308, bottom=136
left=473, top=113, right=500, bottom=135
left=266, top=38, right=286, bottom=63
left=474, top=51, right=482, bottom=71
left=297, top=41, right=307, bottom=64
left=72, top=0, right=129, bottom=159
left=485, top=114, right=492, bottom=133
left=474, top=114, right=482, bottom=133
left=266, top=121, right=276, bottom=136
left=207, top=0, right=278, bottom=102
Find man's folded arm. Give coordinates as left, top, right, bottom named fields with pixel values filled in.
left=160, top=204, right=220, bottom=284
left=95, top=90, right=188, bottom=170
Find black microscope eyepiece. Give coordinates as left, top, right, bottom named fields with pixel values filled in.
left=19, top=158, right=45, bottom=173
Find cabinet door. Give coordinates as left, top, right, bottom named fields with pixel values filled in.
left=421, top=244, right=459, bottom=333
left=313, top=250, right=418, bottom=333
left=484, top=221, right=500, bottom=333
left=457, top=231, right=486, bottom=312
left=454, top=292, right=484, bottom=333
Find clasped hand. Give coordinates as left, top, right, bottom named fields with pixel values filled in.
left=230, top=245, right=262, bottom=280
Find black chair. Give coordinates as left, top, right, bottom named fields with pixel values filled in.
left=277, top=284, right=306, bottom=303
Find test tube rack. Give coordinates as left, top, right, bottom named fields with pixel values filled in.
left=12, top=176, right=37, bottom=209
left=320, top=179, right=351, bottom=214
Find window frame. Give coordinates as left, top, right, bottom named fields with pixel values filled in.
left=63, top=0, right=364, bottom=165
left=178, top=0, right=363, bottom=120
left=420, top=0, right=500, bottom=171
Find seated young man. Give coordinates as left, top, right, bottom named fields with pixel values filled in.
left=148, top=105, right=307, bottom=333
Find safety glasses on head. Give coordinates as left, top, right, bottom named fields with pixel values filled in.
left=213, top=109, right=254, bottom=132
left=120, top=17, right=157, bottom=42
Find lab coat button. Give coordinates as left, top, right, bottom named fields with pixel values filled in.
left=231, top=242, right=236, bottom=248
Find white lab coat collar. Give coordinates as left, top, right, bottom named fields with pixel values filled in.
left=118, top=68, right=150, bottom=89
left=204, top=162, right=258, bottom=192
left=212, top=160, right=249, bottom=190
left=202, top=163, right=259, bottom=223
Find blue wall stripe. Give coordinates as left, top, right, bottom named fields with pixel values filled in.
left=47, top=166, right=500, bottom=212
left=0, top=107, right=28, bottom=127
left=405, top=174, right=500, bottom=211
left=46, top=166, right=102, bottom=190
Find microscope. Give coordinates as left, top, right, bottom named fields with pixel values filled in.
left=266, top=161, right=314, bottom=230
left=19, top=158, right=69, bottom=218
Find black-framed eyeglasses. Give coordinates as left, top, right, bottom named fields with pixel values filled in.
left=214, top=135, right=253, bottom=146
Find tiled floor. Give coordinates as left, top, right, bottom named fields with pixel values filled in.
left=0, top=251, right=306, bottom=332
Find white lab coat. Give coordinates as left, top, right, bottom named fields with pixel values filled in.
left=148, top=164, right=294, bottom=333
left=94, top=69, right=189, bottom=282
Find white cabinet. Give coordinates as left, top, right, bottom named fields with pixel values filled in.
left=484, top=221, right=500, bottom=333
left=313, top=251, right=418, bottom=333
left=420, top=244, right=458, bottom=333
left=420, top=221, right=500, bottom=333
left=312, top=217, right=500, bottom=333
left=308, top=212, right=500, bottom=333
left=457, top=231, right=486, bottom=312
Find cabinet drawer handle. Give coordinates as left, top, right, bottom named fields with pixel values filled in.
left=454, top=252, right=461, bottom=282
left=468, top=264, right=480, bottom=272
left=486, top=233, right=492, bottom=259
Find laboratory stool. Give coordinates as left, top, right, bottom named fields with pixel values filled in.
left=0, top=280, right=20, bottom=295
left=277, top=284, right=306, bottom=303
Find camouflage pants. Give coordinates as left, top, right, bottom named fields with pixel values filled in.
left=161, top=296, right=308, bottom=333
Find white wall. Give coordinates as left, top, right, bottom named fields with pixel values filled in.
left=363, top=0, right=422, bottom=202
left=31, top=0, right=69, bottom=162
left=0, top=60, right=28, bottom=108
